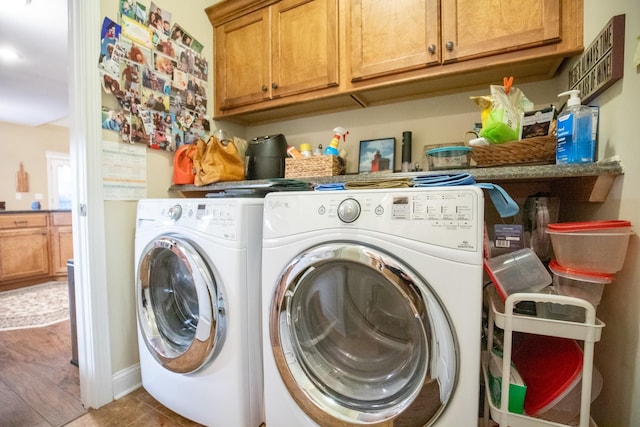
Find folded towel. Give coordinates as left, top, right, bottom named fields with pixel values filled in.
left=315, top=183, right=346, bottom=191
left=344, top=178, right=413, bottom=189
left=412, top=173, right=475, bottom=187
left=267, top=178, right=313, bottom=190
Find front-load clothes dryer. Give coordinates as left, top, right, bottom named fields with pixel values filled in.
left=135, top=198, right=264, bottom=427
left=261, top=187, right=485, bottom=426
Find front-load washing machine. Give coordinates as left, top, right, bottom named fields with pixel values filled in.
left=135, top=198, right=264, bottom=427
left=261, top=187, right=485, bottom=426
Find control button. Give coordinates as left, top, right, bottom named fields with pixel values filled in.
left=167, top=204, right=182, bottom=221
left=318, top=205, right=326, bottom=215
left=374, top=205, right=384, bottom=216
left=337, top=198, right=361, bottom=223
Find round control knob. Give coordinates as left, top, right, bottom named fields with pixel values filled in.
left=337, top=198, right=361, bottom=223
left=167, top=204, right=182, bottom=221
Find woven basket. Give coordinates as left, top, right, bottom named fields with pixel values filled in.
left=470, top=135, right=556, bottom=167
left=285, top=155, right=345, bottom=178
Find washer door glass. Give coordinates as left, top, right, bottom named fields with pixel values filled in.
left=271, top=243, right=458, bottom=425
left=137, top=235, right=224, bottom=374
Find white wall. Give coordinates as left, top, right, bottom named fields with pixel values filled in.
left=0, top=122, right=69, bottom=211
left=577, top=2, right=640, bottom=425
left=100, top=0, right=214, bottom=374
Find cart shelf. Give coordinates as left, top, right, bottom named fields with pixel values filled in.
left=483, top=286, right=606, bottom=427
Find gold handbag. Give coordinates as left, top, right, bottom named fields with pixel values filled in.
left=193, top=136, right=245, bottom=186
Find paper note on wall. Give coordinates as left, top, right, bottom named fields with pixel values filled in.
left=634, top=35, right=640, bottom=67
left=102, top=140, right=147, bottom=200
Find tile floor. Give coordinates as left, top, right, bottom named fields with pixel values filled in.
left=64, top=387, right=204, bottom=426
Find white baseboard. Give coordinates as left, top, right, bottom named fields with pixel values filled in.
left=112, top=363, right=142, bottom=400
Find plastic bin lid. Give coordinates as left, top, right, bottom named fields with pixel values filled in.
left=510, top=334, right=583, bottom=415
left=547, top=220, right=631, bottom=232
left=549, top=260, right=614, bottom=284
left=426, top=146, right=472, bottom=155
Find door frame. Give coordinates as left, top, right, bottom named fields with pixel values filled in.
left=68, top=0, right=114, bottom=408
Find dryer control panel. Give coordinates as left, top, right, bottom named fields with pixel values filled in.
left=263, top=187, right=484, bottom=252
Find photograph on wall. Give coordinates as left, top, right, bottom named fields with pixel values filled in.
left=148, top=2, right=172, bottom=37
left=101, top=106, right=127, bottom=132
left=99, top=6, right=209, bottom=152
left=119, top=0, right=135, bottom=21
left=358, top=138, right=396, bottom=174
left=100, top=18, right=121, bottom=66
left=118, top=36, right=152, bottom=67
left=133, top=2, right=147, bottom=24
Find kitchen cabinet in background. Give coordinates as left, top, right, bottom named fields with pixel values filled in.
left=208, top=0, right=340, bottom=114
left=0, top=211, right=73, bottom=292
left=49, top=212, right=74, bottom=277
left=0, top=213, right=50, bottom=288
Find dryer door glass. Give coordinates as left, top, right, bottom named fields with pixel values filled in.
left=272, top=243, right=457, bottom=425
left=137, top=236, right=223, bottom=373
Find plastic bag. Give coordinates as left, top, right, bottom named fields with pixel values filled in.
left=472, top=82, right=533, bottom=144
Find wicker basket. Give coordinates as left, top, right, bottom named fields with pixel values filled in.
left=285, top=155, right=345, bottom=178
left=470, top=135, right=556, bottom=167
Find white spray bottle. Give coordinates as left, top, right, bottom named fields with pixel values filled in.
left=325, top=127, right=348, bottom=156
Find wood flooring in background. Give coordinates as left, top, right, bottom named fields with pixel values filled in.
left=0, top=319, right=85, bottom=426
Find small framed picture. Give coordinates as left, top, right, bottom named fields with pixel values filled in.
left=358, top=137, right=396, bottom=174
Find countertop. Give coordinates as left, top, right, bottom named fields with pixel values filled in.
left=169, top=160, right=624, bottom=203
left=0, top=210, right=71, bottom=215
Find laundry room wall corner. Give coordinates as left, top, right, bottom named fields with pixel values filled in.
left=99, top=0, right=215, bottom=391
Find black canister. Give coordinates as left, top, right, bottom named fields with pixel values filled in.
left=401, top=131, right=412, bottom=172
left=245, top=134, right=288, bottom=180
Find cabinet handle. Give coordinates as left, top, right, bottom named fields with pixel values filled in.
left=261, top=85, right=268, bottom=92
left=271, top=82, right=278, bottom=90
left=446, top=41, right=455, bottom=51
left=14, top=220, right=28, bottom=226
left=428, top=44, right=436, bottom=54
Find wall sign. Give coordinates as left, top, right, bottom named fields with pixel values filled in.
left=568, top=14, right=625, bottom=104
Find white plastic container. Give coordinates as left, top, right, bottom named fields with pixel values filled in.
left=484, top=248, right=552, bottom=300
left=549, top=260, right=614, bottom=308
left=546, top=220, right=632, bottom=273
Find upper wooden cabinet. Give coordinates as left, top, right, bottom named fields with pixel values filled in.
left=208, top=0, right=339, bottom=114
left=207, top=0, right=583, bottom=125
left=349, top=0, right=440, bottom=81
left=440, top=0, right=561, bottom=63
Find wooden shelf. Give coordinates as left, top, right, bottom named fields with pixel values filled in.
left=169, top=160, right=623, bottom=203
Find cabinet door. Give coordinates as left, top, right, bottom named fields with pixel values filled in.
left=50, top=225, right=73, bottom=276
left=0, top=229, right=50, bottom=282
left=215, top=8, right=271, bottom=110
left=271, top=0, right=339, bottom=98
left=441, top=0, right=561, bottom=63
left=349, top=0, right=440, bottom=81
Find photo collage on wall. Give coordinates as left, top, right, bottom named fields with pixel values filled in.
left=99, top=0, right=209, bottom=151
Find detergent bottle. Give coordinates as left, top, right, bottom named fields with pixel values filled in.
left=325, top=127, right=348, bottom=156
left=556, top=90, right=593, bottom=164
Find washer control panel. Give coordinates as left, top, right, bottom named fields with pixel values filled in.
left=264, top=188, right=483, bottom=251
left=337, top=198, right=361, bottom=223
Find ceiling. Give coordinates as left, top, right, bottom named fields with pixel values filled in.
left=0, top=0, right=69, bottom=127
